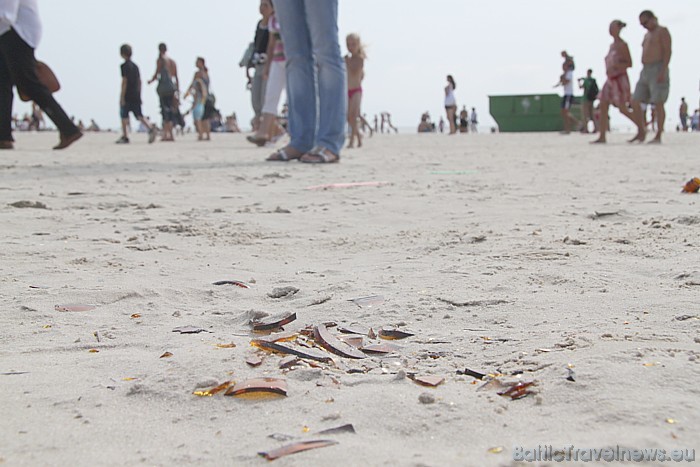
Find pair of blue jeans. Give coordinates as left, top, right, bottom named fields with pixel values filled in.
left=275, top=0, right=346, bottom=156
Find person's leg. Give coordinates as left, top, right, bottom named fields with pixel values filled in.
left=347, top=92, right=360, bottom=148
left=592, top=100, right=609, bottom=143
left=651, top=104, right=665, bottom=142
left=0, top=47, right=14, bottom=144
left=582, top=100, right=592, bottom=133
left=121, top=118, right=129, bottom=139
left=251, top=64, right=265, bottom=131
left=276, top=0, right=315, bottom=155
left=0, top=30, right=79, bottom=141
left=258, top=60, right=286, bottom=140
left=305, top=0, right=346, bottom=156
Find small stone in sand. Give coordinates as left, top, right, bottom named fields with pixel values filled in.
left=418, top=393, right=436, bottom=404
left=268, top=287, right=299, bottom=299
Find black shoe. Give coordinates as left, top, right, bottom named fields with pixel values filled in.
left=116, top=136, right=130, bottom=144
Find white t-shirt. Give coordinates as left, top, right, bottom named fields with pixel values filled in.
left=444, top=83, right=456, bottom=107
left=563, top=70, right=574, bottom=96
left=0, top=0, right=42, bottom=48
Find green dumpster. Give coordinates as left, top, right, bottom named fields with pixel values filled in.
left=489, top=94, right=581, bottom=132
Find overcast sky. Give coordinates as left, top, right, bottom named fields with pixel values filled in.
left=14, top=0, right=700, bottom=131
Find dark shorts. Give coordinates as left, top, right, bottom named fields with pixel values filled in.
left=561, top=95, right=574, bottom=110
left=120, top=102, right=143, bottom=119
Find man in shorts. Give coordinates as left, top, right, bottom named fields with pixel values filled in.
left=629, top=10, right=672, bottom=144
left=118, top=44, right=156, bottom=144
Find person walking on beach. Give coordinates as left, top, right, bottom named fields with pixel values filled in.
left=591, top=20, right=642, bottom=144
left=556, top=64, right=580, bottom=134
left=249, top=3, right=287, bottom=148
left=629, top=10, right=672, bottom=144
left=345, top=33, right=367, bottom=148
left=578, top=69, right=598, bottom=133
left=459, top=106, right=468, bottom=133
left=267, top=0, right=346, bottom=163
left=183, top=57, right=211, bottom=141
left=381, top=111, right=398, bottom=134
left=148, top=43, right=179, bottom=142
left=470, top=107, right=478, bottom=133
left=0, top=0, right=82, bottom=150
left=117, top=44, right=156, bottom=144
left=444, top=75, right=457, bottom=134
left=679, top=97, right=688, bottom=132
left=245, top=0, right=272, bottom=132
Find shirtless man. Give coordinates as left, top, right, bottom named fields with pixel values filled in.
left=148, top=43, right=179, bottom=141
left=629, top=10, right=671, bottom=143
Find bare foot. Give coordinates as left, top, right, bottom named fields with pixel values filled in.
left=647, top=137, right=662, bottom=144
left=627, top=131, right=646, bottom=143
left=590, top=138, right=606, bottom=144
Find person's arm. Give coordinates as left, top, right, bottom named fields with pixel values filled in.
left=120, top=77, right=127, bottom=106
left=0, top=0, right=20, bottom=30
left=172, top=61, right=179, bottom=93
left=658, top=27, right=672, bottom=82
left=148, top=59, right=161, bottom=84
left=182, top=74, right=196, bottom=100
left=620, top=42, right=632, bottom=69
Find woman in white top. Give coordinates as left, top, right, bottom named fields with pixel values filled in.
left=444, top=75, right=457, bottom=134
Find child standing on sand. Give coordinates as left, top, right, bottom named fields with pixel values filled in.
left=345, top=33, right=367, bottom=148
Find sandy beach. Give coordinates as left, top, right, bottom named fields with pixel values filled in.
left=1, top=131, right=699, bottom=466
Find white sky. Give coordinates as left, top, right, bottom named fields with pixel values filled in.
left=14, top=0, right=700, bottom=131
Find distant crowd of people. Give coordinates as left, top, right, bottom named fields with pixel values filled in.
left=1, top=2, right=696, bottom=153
left=556, top=10, right=678, bottom=144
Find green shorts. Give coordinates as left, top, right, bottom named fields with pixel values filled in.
left=633, top=62, right=669, bottom=104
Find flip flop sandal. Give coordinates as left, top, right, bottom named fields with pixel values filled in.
left=266, top=147, right=300, bottom=162
left=300, top=146, right=340, bottom=164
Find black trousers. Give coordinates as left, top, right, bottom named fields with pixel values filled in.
left=0, top=28, right=78, bottom=141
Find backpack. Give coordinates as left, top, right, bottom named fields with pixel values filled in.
left=586, top=79, right=599, bottom=101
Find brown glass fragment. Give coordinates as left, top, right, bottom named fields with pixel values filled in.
left=246, top=354, right=264, bottom=367
left=338, top=334, right=364, bottom=348
left=225, top=377, right=287, bottom=397
left=212, top=280, right=251, bottom=288
left=160, top=352, right=173, bottom=358
left=338, top=323, right=372, bottom=336
left=193, top=380, right=234, bottom=397
left=259, top=439, right=338, bottom=461
left=457, top=368, right=487, bottom=380
left=360, top=343, right=400, bottom=354
left=316, top=424, right=356, bottom=435
left=172, top=326, right=209, bottom=334
left=498, top=381, right=537, bottom=400
left=279, top=356, right=300, bottom=369
left=254, top=331, right=298, bottom=343
left=410, top=375, right=445, bottom=387
left=378, top=327, right=414, bottom=340
left=252, top=340, right=332, bottom=363
left=313, top=324, right=366, bottom=359
left=252, top=312, right=297, bottom=332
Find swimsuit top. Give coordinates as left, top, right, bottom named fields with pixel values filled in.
left=605, top=46, right=627, bottom=79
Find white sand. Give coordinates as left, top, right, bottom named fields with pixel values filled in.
left=1, top=131, right=699, bottom=466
